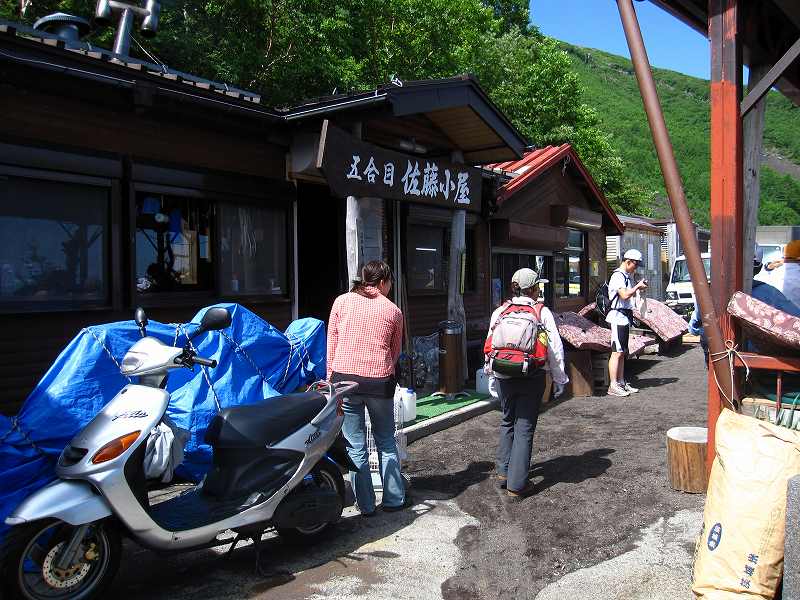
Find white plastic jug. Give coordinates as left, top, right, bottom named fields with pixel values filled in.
left=400, top=387, right=417, bottom=422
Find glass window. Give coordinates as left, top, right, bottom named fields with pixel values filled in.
left=492, top=253, right=550, bottom=304
left=407, top=226, right=445, bottom=292
left=0, top=176, right=108, bottom=305
left=219, top=204, right=287, bottom=295
left=135, top=194, right=213, bottom=293
left=555, top=229, right=585, bottom=297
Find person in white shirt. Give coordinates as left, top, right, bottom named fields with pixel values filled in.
left=485, top=268, right=568, bottom=498
left=756, top=240, right=800, bottom=307
left=606, top=249, right=648, bottom=397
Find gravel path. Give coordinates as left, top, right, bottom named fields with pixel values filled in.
left=111, top=344, right=708, bottom=599
left=406, top=344, right=707, bottom=599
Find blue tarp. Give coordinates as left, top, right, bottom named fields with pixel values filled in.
left=0, top=303, right=326, bottom=544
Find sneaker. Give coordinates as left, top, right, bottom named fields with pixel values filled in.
left=607, top=383, right=630, bottom=397
left=622, top=382, right=639, bottom=394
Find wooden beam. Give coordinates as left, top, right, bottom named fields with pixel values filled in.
left=733, top=353, right=800, bottom=372
left=741, top=36, right=800, bottom=116
left=742, top=63, right=770, bottom=294
left=709, top=0, right=743, bottom=472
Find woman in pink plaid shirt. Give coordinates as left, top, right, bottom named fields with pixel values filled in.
left=327, top=260, right=408, bottom=515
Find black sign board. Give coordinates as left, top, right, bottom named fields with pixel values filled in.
left=316, top=121, right=482, bottom=212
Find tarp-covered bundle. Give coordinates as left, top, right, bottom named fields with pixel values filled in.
left=0, top=304, right=326, bottom=543
left=578, top=299, right=687, bottom=343
left=556, top=312, right=658, bottom=356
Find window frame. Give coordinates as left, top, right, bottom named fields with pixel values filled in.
left=404, top=218, right=478, bottom=297
left=0, top=164, right=117, bottom=314
left=129, top=181, right=293, bottom=308
left=554, top=229, right=587, bottom=299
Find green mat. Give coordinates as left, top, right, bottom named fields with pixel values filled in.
left=404, top=390, right=491, bottom=427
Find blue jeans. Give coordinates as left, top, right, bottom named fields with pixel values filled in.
left=341, top=395, right=405, bottom=512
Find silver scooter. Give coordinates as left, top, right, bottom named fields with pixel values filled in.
left=1, top=307, right=358, bottom=600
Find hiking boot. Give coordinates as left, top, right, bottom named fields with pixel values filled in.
left=607, top=383, right=630, bottom=397
left=622, top=381, right=639, bottom=394
left=496, top=473, right=507, bottom=489
left=506, top=482, right=536, bottom=499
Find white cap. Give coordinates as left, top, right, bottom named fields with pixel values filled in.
left=511, top=268, right=548, bottom=289
left=623, top=249, right=643, bottom=263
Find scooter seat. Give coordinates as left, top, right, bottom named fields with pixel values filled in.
left=205, top=391, right=326, bottom=449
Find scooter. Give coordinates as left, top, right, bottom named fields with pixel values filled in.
left=1, top=306, right=358, bottom=600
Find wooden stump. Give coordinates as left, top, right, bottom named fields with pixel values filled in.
left=666, top=426, right=708, bottom=493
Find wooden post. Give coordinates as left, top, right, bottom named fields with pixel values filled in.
left=666, top=426, right=708, bottom=493
left=345, top=195, right=362, bottom=286
left=743, top=64, right=770, bottom=294
left=708, top=0, right=743, bottom=473
left=448, top=150, right=467, bottom=382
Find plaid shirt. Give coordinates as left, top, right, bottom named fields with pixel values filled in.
left=327, top=287, right=404, bottom=379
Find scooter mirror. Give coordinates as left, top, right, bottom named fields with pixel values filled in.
left=190, top=307, right=231, bottom=340
left=134, top=307, right=148, bottom=338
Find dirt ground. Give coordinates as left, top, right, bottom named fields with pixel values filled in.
left=406, top=343, right=707, bottom=599
left=110, top=344, right=708, bottom=599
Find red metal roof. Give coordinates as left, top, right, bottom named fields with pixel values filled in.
left=486, top=144, right=625, bottom=235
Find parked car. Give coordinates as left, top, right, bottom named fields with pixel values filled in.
left=664, top=253, right=711, bottom=317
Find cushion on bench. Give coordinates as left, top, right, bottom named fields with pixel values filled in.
left=728, top=291, right=800, bottom=354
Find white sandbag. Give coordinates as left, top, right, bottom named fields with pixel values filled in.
left=693, top=409, right=800, bottom=599
left=144, top=416, right=189, bottom=483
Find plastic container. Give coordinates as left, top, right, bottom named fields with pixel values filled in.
left=475, top=368, right=489, bottom=395
left=394, top=385, right=417, bottom=422
left=401, top=387, right=417, bottom=422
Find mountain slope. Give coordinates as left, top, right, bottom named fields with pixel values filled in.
left=561, top=42, right=800, bottom=226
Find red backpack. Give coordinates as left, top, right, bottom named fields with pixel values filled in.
left=484, top=302, right=549, bottom=377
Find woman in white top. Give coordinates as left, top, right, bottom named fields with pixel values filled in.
left=485, top=268, right=568, bottom=498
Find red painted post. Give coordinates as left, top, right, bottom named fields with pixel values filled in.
left=708, top=0, right=743, bottom=473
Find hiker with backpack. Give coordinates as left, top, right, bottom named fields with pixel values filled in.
left=484, top=268, right=568, bottom=498
left=604, top=249, right=648, bottom=397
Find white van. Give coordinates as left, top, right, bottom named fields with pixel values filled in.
left=664, top=253, right=711, bottom=316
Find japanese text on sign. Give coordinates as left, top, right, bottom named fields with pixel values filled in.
left=346, top=155, right=471, bottom=205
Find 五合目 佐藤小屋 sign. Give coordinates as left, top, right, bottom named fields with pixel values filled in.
left=317, top=122, right=482, bottom=212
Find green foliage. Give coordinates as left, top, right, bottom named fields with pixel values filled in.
left=561, top=42, right=800, bottom=227
left=3, top=0, right=649, bottom=215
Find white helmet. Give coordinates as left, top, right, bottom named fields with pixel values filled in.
left=623, top=249, right=643, bottom=263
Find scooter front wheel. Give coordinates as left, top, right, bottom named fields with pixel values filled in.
left=1, top=518, right=121, bottom=600
left=276, top=461, right=345, bottom=543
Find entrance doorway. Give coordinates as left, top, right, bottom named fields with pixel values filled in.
left=296, top=183, right=346, bottom=322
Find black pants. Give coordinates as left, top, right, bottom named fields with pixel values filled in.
left=496, top=373, right=546, bottom=492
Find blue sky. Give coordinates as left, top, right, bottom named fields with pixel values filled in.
left=531, top=1, right=711, bottom=80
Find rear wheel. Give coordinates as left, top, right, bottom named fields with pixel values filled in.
left=276, top=461, right=345, bottom=542
left=1, top=519, right=121, bottom=600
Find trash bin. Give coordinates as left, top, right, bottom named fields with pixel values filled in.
left=438, top=320, right=464, bottom=394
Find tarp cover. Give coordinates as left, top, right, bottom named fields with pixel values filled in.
left=0, top=304, right=326, bottom=544
left=556, top=312, right=658, bottom=356
left=578, top=299, right=688, bottom=343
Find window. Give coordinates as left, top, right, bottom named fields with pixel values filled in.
left=492, top=253, right=550, bottom=305
left=219, top=204, right=287, bottom=296
left=406, top=224, right=477, bottom=294
left=135, top=192, right=289, bottom=297
left=0, top=176, right=108, bottom=306
left=407, top=226, right=445, bottom=292
left=554, top=229, right=585, bottom=298
left=135, top=194, right=213, bottom=293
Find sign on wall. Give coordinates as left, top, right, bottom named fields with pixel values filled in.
left=317, top=121, right=482, bottom=212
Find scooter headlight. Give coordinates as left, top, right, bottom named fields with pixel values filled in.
left=91, top=431, right=141, bottom=464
